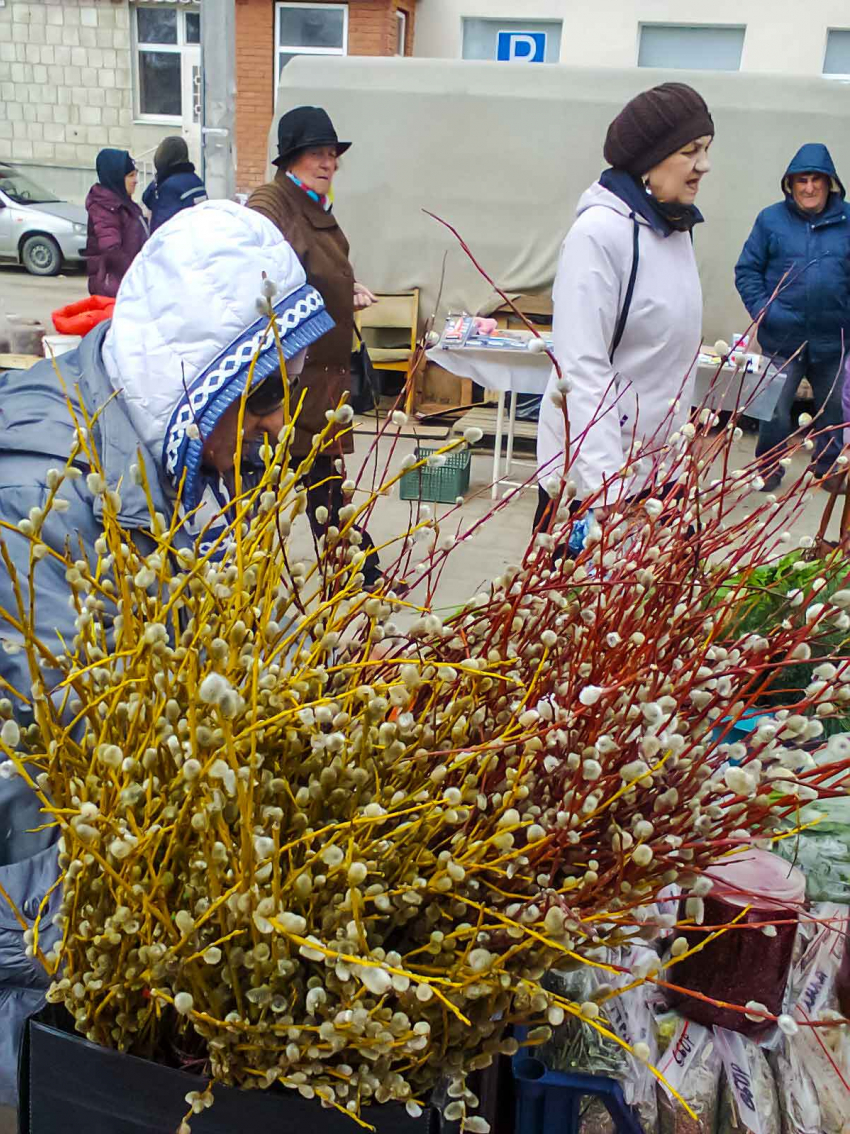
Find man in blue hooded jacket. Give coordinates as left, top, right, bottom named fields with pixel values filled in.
left=735, top=143, right=850, bottom=491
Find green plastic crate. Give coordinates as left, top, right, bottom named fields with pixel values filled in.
left=399, top=445, right=471, bottom=504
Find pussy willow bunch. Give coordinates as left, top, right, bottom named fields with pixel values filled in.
left=0, top=336, right=849, bottom=1132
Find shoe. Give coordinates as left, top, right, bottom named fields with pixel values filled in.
left=759, top=471, right=783, bottom=492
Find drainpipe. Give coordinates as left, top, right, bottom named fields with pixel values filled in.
left=200, top=0, right=236, bottom=200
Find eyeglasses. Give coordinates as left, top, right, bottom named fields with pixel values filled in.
left=245, top=372, right=285, bottom=417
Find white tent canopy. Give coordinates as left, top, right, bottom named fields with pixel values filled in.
left=273, top=57, right=850, bottom=341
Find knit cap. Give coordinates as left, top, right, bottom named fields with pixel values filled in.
left=604, top=83, right=714, bottom=176
left=154, top=135, right=190, bottom=176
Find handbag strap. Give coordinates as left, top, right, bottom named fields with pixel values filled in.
left=353, top=325, right=364, bottom=346
left=609, top=213, right=640, bottom=363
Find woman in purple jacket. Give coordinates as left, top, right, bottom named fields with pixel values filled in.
left=85, top=149, right=148, bottom=297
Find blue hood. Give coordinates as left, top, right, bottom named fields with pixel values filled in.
left=782, top=143, right=845, bottom=200
left=735, top=142, right=850, bottom=365
left=96, top=148, right=135, bottom=198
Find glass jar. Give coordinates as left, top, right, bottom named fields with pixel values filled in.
left=666, top=848, right=806, bottom=1038
left=837, top=930, right=850, bottom=1018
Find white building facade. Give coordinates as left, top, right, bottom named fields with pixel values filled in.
left=0, top=0, right=202, bottom=204
left=413, top=0, right=850, bottom=78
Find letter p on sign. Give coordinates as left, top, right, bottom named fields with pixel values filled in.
left=496, top=31, right=547, bottom=63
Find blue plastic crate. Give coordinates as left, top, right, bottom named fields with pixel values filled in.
left=512, top=1029, right=644, bottom=1134
left=711, top=711, right=776, bottom=763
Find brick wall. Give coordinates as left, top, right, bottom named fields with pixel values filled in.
left=0, top=0, right=133, bottom=169
left=349, top=0, right=395, bottom=56
left=235, top=0, right=276, bottom=193
left=235, top=0, right=417, bottom=194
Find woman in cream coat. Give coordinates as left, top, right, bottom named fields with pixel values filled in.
left=536, top=83, right=714, bottom=525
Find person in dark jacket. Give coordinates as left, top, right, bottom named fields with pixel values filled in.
left=142, top=135, right=207, bottom=233
left=85, top=148, right=148, bottom=298
left=249, top=106, right=384, bottom=588
left=735, top=143, right=850, bottom=491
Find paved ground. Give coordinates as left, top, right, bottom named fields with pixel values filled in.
left=0, top=263, right=87, bottom=331
left=289, top=424, right=837, bottom=623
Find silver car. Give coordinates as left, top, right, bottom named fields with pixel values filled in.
left=0, top=163, right=87, bottom=276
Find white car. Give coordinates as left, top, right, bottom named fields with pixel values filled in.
left=0, top=163, right=87, bottom=276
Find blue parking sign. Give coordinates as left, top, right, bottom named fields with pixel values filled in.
left=496, top=30, right=547, bottom=63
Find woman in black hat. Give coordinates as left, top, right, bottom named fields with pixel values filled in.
left=535, top=83, right=714, bottom=531
left=249, top=107, right=383, bottom=588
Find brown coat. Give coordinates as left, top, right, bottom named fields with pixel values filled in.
left=248, top=172, right=354, bottom=455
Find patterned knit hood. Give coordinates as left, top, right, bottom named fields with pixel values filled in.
left=102, top=200, right=333, bottom=530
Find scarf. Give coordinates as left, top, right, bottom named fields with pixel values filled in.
left=599, top=168, right=704, bottom=236
left=286, top=171, right=333, bottom=212
left=649, top=194, right=704, bottom=234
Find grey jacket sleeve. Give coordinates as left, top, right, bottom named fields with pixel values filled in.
left=0, top=470, right=105, bottom=1105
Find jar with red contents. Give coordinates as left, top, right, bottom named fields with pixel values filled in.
left=838, top=929, right=850, bottom=1018
left=665, top=848, right=806, bottom=1038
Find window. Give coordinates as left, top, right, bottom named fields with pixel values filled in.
left=134, top=4, right=201, bottom=120
left=0, top=166, right=59, bottom=206
left=396, top=10, right=407, bottom=57
left=461, top=18, right=562, bottom=64
left=824, top=29, right=850, bottom=76
left=185, top=11, right=201, bottom=45
left=638, top=24, right=745, bottom=71
left=275, top=3, right=348, bottom=77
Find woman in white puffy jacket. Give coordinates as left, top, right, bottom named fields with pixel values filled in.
left=536, top=82, right=714, bottom=528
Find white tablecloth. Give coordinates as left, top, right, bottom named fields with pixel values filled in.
left=429, top=345, right=778, bottom=419
left=426, top=343, right=780, bottom=500
left=426, top=345, right=551, bottom=395
left=693, top=356, right=782, bottom=419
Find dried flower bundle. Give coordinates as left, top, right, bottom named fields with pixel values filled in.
left=0, top=347, right=848, bottom=1131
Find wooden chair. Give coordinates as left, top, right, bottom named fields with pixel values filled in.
left=355, top=290, right=419, bottom=374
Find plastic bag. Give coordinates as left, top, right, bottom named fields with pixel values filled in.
left=539, top=967, right=623, bottom=1134
left=540, top=967, right=627, bottom=1078
left=770, top=1040, right=821, bottom=1134
left=578, top=1097, right=617, bottom=1134
left=780, top=903, right=850, bottom=1134
left=541, top=958, right=659, bottom=1133
left=714, top=1027, right=781, bottom=1134
left=656, top=1014, right=721, bottom=1134
left=774, top=745, right=850, bottom=903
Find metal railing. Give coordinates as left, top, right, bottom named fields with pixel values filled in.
left=134, top=146, right=158, bottom=200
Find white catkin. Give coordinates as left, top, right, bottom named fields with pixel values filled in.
left=0, top=719, right=20, bottom=748
left=777, top=1013, right=799, bottom=1036
left=174, top=992, right=194, bottom=1015
left=579, top=685, right=602, bottom=706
